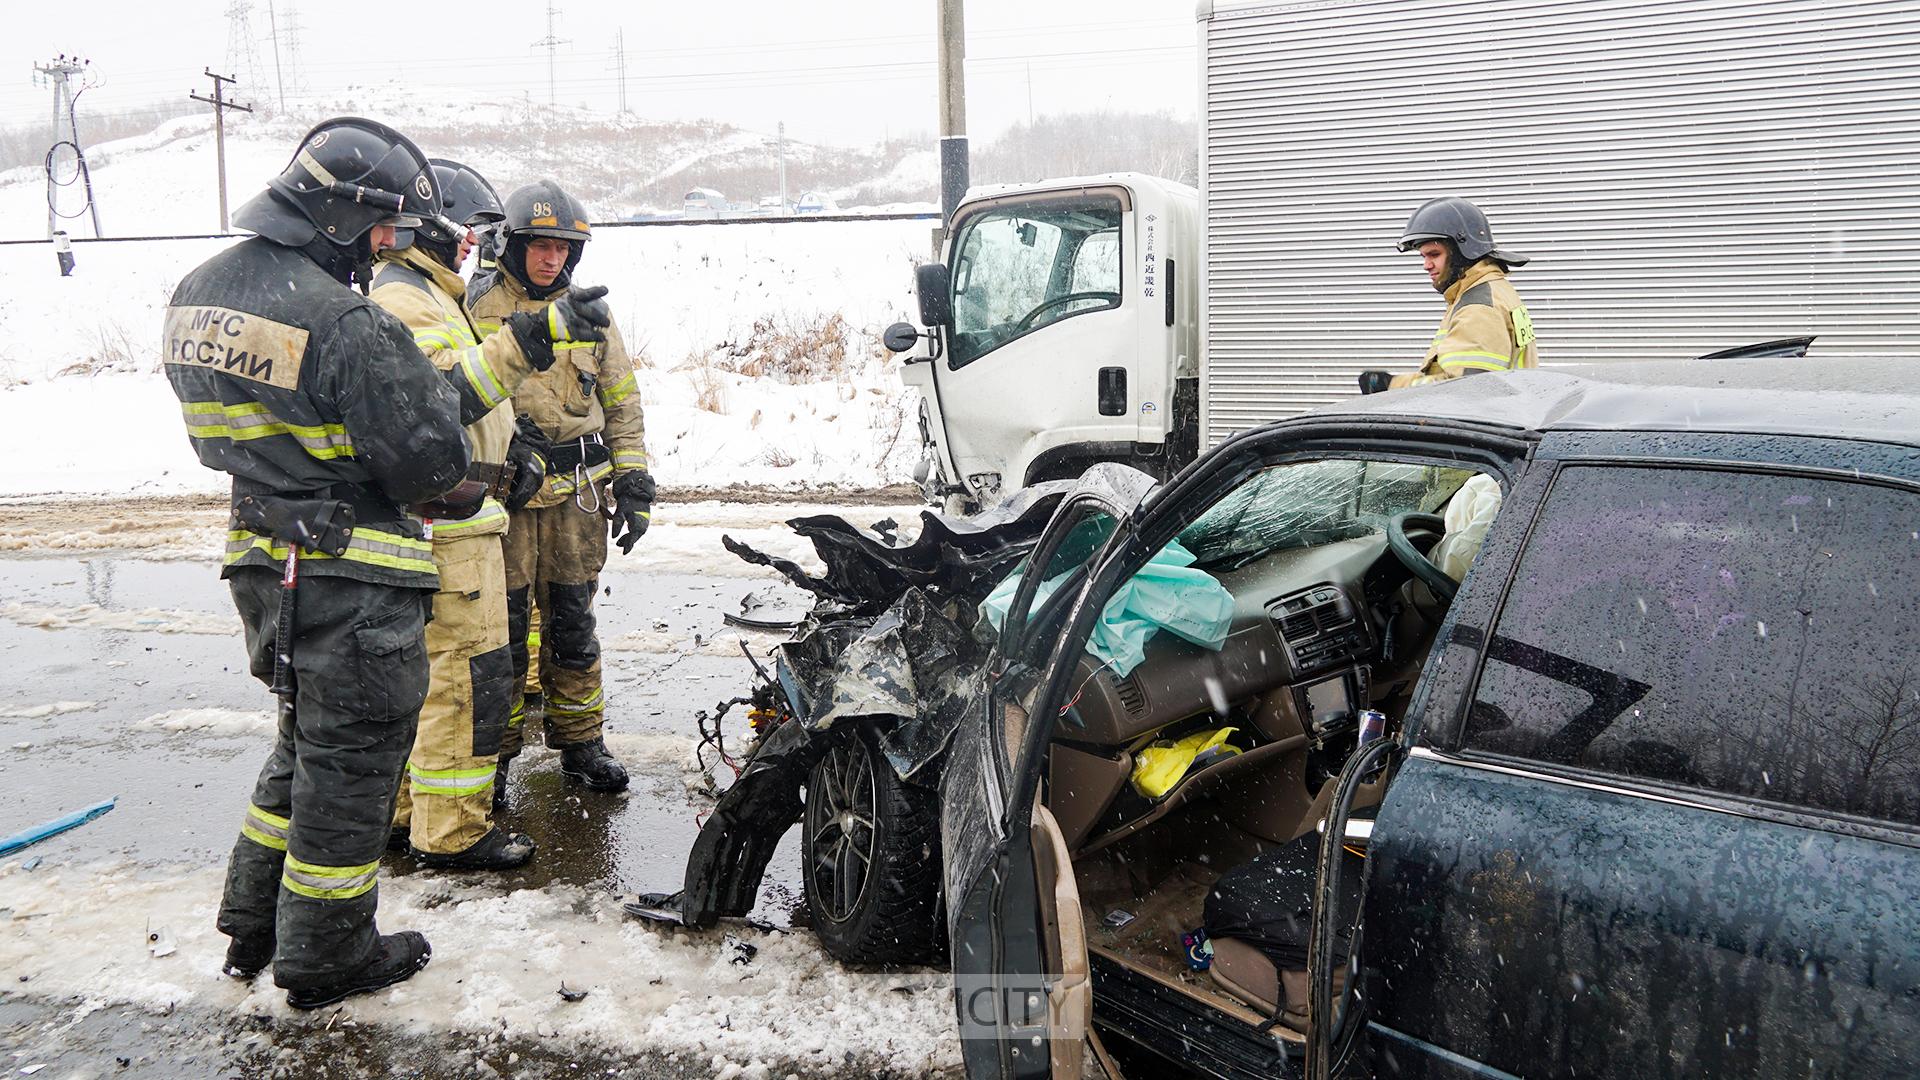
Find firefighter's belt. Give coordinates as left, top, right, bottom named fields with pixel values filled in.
left=545, top=435, right=609, bottom=473
left=233, top=495, right=357, bottom=557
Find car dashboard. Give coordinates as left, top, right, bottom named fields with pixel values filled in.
left=1059, top=533, right=1390, bottom=746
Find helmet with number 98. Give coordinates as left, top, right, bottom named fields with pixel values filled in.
left=499, top=180, right=592, bottom=296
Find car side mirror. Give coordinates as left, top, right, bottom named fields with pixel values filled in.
left=882, top=321, right=922, bottom=354
left=915, top=263, right=953, bottom=327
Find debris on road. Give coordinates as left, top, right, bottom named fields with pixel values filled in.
left=0, top=796, right=117, bottom=857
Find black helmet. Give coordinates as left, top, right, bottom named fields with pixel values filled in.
left=500, top=180, right=592, bottom=295
left=233, top=117, right=438, bottom=248
left=416, top=159, right=503, bottom=244
left=1396, top=196, right=1528, bottom=268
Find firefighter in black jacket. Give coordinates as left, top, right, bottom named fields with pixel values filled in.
left=162, top=117, right=606, bottom=1009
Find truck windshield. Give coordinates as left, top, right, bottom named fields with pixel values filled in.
left=947, top=194, right=1124, bottom=368
left=1179, top=459, right=1472, bottom=567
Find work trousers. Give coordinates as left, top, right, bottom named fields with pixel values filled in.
left=392, top=533, right=514, bottom=854
left=216, top=568, right=430, bottom=990
left=502, top=497, right=608, bottom=755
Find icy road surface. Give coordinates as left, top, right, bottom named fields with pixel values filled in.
left=0, top=496, right=962, bottom=1079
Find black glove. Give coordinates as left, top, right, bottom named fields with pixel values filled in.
left=610, top=469, right=655, bottom=554
left=505, top=285, right=613, bottom=371
left=1358, top=370, right=1394, bottom=395
left=504, top=415, right=551, bottom=511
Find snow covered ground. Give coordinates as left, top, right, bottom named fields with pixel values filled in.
left=0, top=217, right=934, bottom=497
left=0, top=863, right=959, bottom=1076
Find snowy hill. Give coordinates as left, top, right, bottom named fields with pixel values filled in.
left=0, top=95, right=948, bottom=498
left=4, top=85, right=937, bottom=240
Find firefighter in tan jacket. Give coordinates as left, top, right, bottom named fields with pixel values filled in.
left=1360, top=197, right=1537, bottom=394
left=370, top=162, right=615, bottom=867
left=469, top=180, right=651, bottom=793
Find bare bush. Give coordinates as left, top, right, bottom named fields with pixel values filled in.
left=760, top=446, right=797, bottom=468
left=708, top=310, right=859, bottom=384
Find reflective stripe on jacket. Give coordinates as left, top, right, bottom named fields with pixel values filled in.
left=467, top=268, right=648, bottom=510
left=163, top=237, right=471, bottom=590
left=371, top=249, right=535, bottom=542
left=1391, top=261, right=1537, bottom=390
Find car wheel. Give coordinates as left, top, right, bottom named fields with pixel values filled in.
left=803, top=724, right=943, bottom=965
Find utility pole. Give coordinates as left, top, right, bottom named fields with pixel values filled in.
left=936, top=0, right=969, bottom=234
left=612, top=27, right=629, bottom=115
left=532, top=2, right=569, bottom=108
left=777, top=121, right=787, bottom=208
left=35, top=56, right=103, bottom=239
left=192, top=69, right=254, bottom=232
left=266, top=0, right=286, bottom=111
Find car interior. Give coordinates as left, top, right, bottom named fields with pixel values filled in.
left=1028, top=458, right=1505, bottom=1042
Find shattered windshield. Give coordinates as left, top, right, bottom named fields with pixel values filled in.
left=948, top=194, right=1124, bottom=369
left=1178, top=459, right=1473, bottom=566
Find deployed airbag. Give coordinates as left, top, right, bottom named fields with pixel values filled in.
left=982, top=538, right=1235, bottom=677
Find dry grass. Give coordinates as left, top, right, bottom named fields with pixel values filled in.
left=55, top=319, right=142, bottom=378
left=759, top=446, right=798, bottom=468
left=687, top=358, right=730, bottom=414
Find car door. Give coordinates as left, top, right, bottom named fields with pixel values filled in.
left=944, top=463, right=1156, bottom=1080
left=1360, top=433, right=1920, bottom=1079
left=948, top=422, right=1532, bottom=1079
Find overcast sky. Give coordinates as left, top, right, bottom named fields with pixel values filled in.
left=4, top=0, right=1199, bottom=146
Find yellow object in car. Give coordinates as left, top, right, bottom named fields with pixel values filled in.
left=1131, top=727, right=1240, bottom=799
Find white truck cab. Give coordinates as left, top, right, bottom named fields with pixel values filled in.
left=892, top=174, right=1198, bottom=511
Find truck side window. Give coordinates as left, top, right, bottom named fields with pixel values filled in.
left=1463, top=465, right=1920, bottom=828
left=947, top=195, right=1125, bottom=369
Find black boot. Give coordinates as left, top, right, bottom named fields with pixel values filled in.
left=386, top=824, right=410, bottom=852
left=284, top=931, right=432, bottom=1010
left=559, top=737, right=629, bottom=792
left=222, top=936, right=273, bottom=980
left=413, top=827, right=536, bottom=871
left=492, top=755, right=514, bottom=814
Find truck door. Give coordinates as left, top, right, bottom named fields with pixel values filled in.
left=925, top=188, right=1138, bottom=502
left=944, top=465, right=1156, bottom=1079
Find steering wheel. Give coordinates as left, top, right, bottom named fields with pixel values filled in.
left=1386, top=511, right=1458, bottom=603
left=1013, top=291, right=1122, bottom=333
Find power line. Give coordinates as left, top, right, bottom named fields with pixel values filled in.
left=612, top=27, right=629, bottom=115
left=266, top=0, right=285, bottom=110
left=531, top=2, right=569, bottom=107
left=223, top=1, right=267, bottom=100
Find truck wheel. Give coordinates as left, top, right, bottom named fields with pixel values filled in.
left=803, top=725, right=943, bottom=965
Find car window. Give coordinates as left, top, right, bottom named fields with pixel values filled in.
left=1178, top=458, right=1473, bottom=568
left=948, top=195, right=1124, bottom=369
left=1464, top=465, right=1920, bottom=827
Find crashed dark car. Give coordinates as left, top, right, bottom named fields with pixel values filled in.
left=641, top=358, right=1920, bottom=1080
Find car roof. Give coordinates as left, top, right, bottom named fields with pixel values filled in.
left=1315, top=357, right=1920, bottom=448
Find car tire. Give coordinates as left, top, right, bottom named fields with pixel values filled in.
left=803, top=724, right=944, bottom=966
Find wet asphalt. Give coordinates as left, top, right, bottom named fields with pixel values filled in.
left=0, top=546, right=859, bottom=1077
